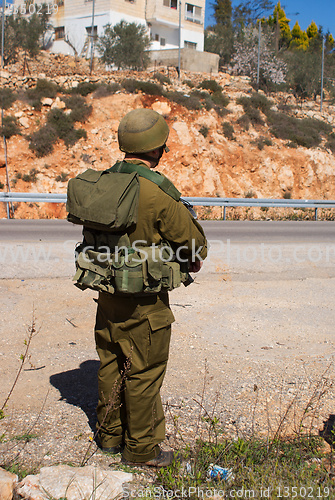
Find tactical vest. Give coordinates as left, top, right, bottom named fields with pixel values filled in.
left=66, top=161, right=192, bottom=295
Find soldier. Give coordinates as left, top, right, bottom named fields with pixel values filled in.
left=94, top=108, right=207, bottom=467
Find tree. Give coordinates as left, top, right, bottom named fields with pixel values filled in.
left=290, top=21, right=309, bottom=50
left=233, top=0, right=275, bottom=29
left=205, top=0, right=234, bottom=66
left=97, top=21, right=150, bottom=70
left=267, top=1, right=291, bottom=49
left=231, top=25, right=287, bottom=87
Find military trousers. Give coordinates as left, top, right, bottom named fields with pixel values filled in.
left=94, top=290, right=175, bottom=462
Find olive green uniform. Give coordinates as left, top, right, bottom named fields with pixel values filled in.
left=95, top=161, right=207, bottom=462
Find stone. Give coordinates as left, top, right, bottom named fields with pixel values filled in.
left=41, top=97, right=53, bottom=106
left=0, top=467, right=18, bottom=500
left=172, top=121, right=192, bottom=146
left=71, top=81, right=79, bottom=88
left=14, top=111, right=23, bottom=118
left=51, top=97, right=66, bottom=110
left=19, top=117, right=30, bottom=128
left=0, top=71, right=10, bottom=79
left=151, top=101, right=171, bottom=117
left=16, top=465, right=132, bottom=500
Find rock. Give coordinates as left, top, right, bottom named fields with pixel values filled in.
left=16, top=465, right=132, bottom=500
left=0, top=467, right=18, bottom=500
left=71, top=81, right=79, bottom=88
left=172, top=121, right=192, bottom=146
left=91, top=128, right=99, bottom=134
left=51, top=97, right=66, bottom=110
left=14, top=111, right=23, bottom=118
left=151, top=101, right=171, bottom=117
left=41, top=97, right=53, bottom=106
left=0, top=71, right=10, bottom=79
left=19, top=117, right=30, bottom=128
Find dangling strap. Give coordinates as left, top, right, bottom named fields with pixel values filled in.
left=107, top=161, right=181, bottom=202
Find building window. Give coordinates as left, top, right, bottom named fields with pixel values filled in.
left=125, top=0, right=135, bottom=3
left=55, top=26, right=65, bottom=40
left=185, top=3, right=202, bottom=24
left=155, top=34, right=159, bottom=41
left=86, top=26, right=98, bottom=40
left=163, top=0, right=177, bottom=9
left=160, top=37, right=166, bottom=46
left=57, top=0, right=64, bottom=6
left=184, top=40, right=197, bottom=49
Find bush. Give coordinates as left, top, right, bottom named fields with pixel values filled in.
left=29, top=125, right=57, bottom=157
left=198, top=79, right=222, bottom=93
left=64, top=128, right=87, bottom=147
left=121, top=79, right=163, bottom=96
left=64, top=95, right=92, bottom=122
left=245, top=190, right=256, bottom=198
left=249, top=92, right=273, bottom=114
left=56, top=172, right=69, bottom=182
left=92, top=83, right=121, bottom=98
left=222, top=122, right=235, bottom=140
left=199, top=125, right=209, bottom=138
left=253, top=136, right=272, bottom=150
left=0, top=116, right=20, bottom=138
left=183, top=79, right=195, bottom=88
left=237, top=114, right=251, bottom=130
left=47, top=109, right=74, bottom=140
left=0, top=181, right=4, bottom=189
left=71, top=82, right=99, bottom=96
left=25, top=79, right=59, bottom=109
left=165, top=91, right=202, bottom=110
left=267, top=112, right=332, bottom=148
left=283, top=190, right=292, bottom=199
left=22, top=168, right=38, bottom=183
left=153, top=72, right=171, bottom=85
left=325, top=133, right=335, bottom=153
left=0, top=88, right=16, bottom=110
left=211, top=91, right=229, bottom=108
left=236, top=95, right=265, bottom=125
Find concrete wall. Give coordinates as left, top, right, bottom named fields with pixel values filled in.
left=149, top=48, right=219, bottom=73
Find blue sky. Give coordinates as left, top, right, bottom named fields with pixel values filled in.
left=205, top=0, right=335, bottom=37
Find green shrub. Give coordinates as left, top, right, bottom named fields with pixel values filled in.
left=283, top=190, right=292, bottom=199
left=253, top=136, right=272, bottom=150
left=56, top=172, right=69, bottom=182
left=22, top=168, right=38, bottom=183
left=153, top=72, right=171, bottom=85
left=0, top=116, right=20, bottom=139
left=325, top=133, right=335, bottom=153
left=199, top=125, right=209, bottom=138
left=0, top=88, right=17, bottom=110
left=211, top=91, right=229, bottom=108
left=249, top=92, right=272, bottom=114
left=92, top=83, right=121, bottom=98
left=25, top=79, right=59, bottom=110
left=64, top=128, right=87, bottom=147
left=29, top=125, right=58, bottom=157
left=183, top=79, right=195, bottom=88
left=268, top=112, right=332, bottom=148
left=222, top=121, right=235, bottom=140
left=47, top=109, right=74, bottom=140
left=237, top=114, right=251, bottom=130
left=64, top=95, right=92, bottom=123
left=71, top=82, right=98, bottom=96
left=245, top=189, right=256, bottom=198
left=165, top=91, right=202, bottom=110
left=0, top=181, right=4, bottom=190
left=198, top=79, right=222, bottom=93
left=121, top=79, right=163, bottom=95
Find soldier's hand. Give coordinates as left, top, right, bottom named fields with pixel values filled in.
left=189, top=260, right=202, bottom=273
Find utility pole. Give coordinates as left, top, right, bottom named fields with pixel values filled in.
left=89, top=0, right=95, bottom=74
left=320, top=36, right=325, bottom=113
left=257, top=20, right=261, bottom=89
left=1, top=0, right=5, bottom=68
left=178, top=0, right=181, bottom=80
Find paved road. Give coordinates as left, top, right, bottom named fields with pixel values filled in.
left=1, top=219, right=334, bottom=242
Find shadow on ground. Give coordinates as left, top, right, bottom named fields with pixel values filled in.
left=50, top=360, right=99, bottom=432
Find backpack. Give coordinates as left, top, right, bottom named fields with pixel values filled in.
left=66, top=162, right=191, bottom=295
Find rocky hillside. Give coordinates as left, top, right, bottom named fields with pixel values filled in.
left=0, top=53, right=334, bottom=219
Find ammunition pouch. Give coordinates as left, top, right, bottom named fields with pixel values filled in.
left=73, top=237, right=190, bottom=295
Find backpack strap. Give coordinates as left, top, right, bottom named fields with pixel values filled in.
left=108, top=161, right=181, bottom=202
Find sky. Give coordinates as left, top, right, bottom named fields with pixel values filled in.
left=205, top=0, right=335, bottom=37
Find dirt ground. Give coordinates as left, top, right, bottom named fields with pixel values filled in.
left=1, top=239, right=335, bottom=472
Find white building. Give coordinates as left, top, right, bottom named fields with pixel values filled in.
left=13, top=0, right=206, bottom=57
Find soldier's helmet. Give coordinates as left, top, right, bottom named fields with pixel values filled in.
left=118, top=108, right=169, bottom=154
